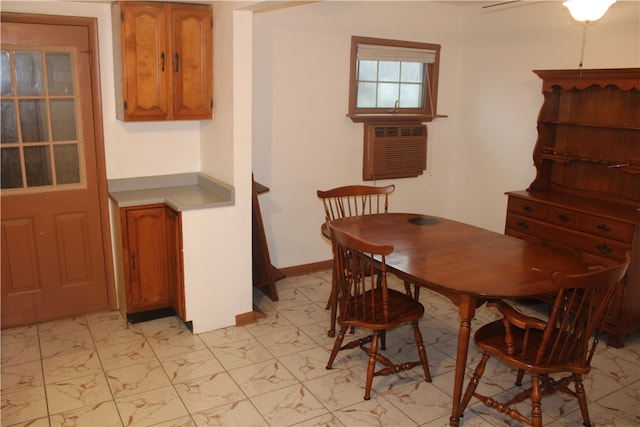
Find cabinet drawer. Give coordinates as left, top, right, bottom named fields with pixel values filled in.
left=575, top=215, right=635, bottom=243
left=507, top=197, right=549, bottom=221
left=506, top=214, right=630, bottom=262
left=549, top=207, right=577, bottom=228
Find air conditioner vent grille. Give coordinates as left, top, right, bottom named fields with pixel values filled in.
left=363, top=123, right=427, bottom=181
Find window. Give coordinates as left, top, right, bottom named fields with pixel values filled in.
left=348, top=36, right=441, bottom=122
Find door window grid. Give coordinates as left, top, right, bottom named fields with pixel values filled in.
left=1, top=46, right=85, bottom=193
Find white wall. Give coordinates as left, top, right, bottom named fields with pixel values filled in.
left=252, top=1, right=464, bottom=268
left=252, top=0, right=639, bottom=269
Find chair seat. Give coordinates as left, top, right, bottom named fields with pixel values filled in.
left=339, top=288, right=424, bottom=329
left=475, top=320, right=591, bottom=375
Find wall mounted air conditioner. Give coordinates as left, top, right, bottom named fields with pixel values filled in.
left=362, top=123, right=427, bottom=181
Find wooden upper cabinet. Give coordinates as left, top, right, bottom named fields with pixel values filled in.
left=112, top=1, right=213, bottom=121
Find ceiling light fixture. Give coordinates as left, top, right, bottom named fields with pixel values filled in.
left=562, top=0, right=617, bottom=69
left=563, top=0, right=616, bottom=23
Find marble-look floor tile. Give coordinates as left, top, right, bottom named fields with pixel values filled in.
left=1, top=385, right=48, bottom=426
left=591, top=348, right=640, bottom=386
left=228, top=359, right=299, bottom=398
left=591, top=380, right=640, bottom=424
left=1, top=270, right=638, bottom=427
left=39, top=328, right=95, bottom=359
left=97, top=337, right=156, bottom=371
left=115, top=385, right=188, bottom=427
left=136, top=316, right=186, bottom=338
left=244, top=311, right=294, bottom=338
left=199, top=324, right=253, bottom=347
left=46, top=372, right=112, bottom=415
left=1, top=335, right=41, bottom=367
left=332, top=394, right=418, bottom=426
left=1, top=360, right=44, bottom=394
left=160, top=348, right=224, bottom=383
left=88, top=316, right=144, bottom=349
left=208, top=337, right=273, bottom=370
left=38, top=316, right=88, bottom=338
left=146, top=330, right=207, bottom=360
left=251, top=384, right=328, bottom=426
left=106, top=359, right=171, bottom=398
left=152, top=415, right=197, bottom=427
left=254, top=326, right=318, bottom=358
left=49, top=400, right=123, bottom=427
left=268, top=285, right=314, bottom=310
left=191, top=399, right=266, bottom=427
left=278, top=346, right=333, bottom=382
left=382, top=380, right=453, bottom=425
left=277, top=302, right=330, bottom=328
left=1, top=324, right=38, bottom=344
left=42, top=349, right=103, bottom=384
left=174, top=371, right=245, bottom=413
left=303, top=369, right=366, bottom=411
left=292, top=412, right=346, bottom=426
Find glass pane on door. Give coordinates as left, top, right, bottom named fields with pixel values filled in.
left=24, top=145, right=52, bottom=187
left=14, top=51, right=44, bottom=96
left=46, top=52, right=74, bottom=96
left=19, top=99, right=48, bottom=142
left=0, top=47, right=84, bottom=192
left=1, top=147, right=23, bottom=188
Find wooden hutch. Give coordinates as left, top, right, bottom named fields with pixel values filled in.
left=505, top=68, right=640, bottom=347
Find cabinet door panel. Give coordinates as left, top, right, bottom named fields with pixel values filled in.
left=125, top=207, right=170, bottom=312
left=171, top=4, right=212, bottom=120
left=121, top=2, right=169, bottom=120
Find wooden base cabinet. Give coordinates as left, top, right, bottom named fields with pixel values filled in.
left=119, top=204, right=185, bottom=320
left=506, top=68, right=640, bottom=347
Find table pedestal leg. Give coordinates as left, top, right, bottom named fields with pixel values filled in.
left=450, top=296, right=476, bottom=427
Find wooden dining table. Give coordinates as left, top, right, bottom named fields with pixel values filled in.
left=325, top=213, right=589, bottom=427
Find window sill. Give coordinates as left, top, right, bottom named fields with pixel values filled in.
left=347, top=113, right=446, bottom=123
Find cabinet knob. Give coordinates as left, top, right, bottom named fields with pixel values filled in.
left=596, top=244, right=613, bottom=254
left=517, top=221, right=529, bottom=230
left=161, top=52, right=165, bottom=72
left=557, top=214, right=570, bottom=222
left=175, top=53, right=180, bottom=72
left=130, top=252, right=136, bottom=270
left=596, top=224, right=611, bottom=233
left=522, top=205, right=533, bottom=213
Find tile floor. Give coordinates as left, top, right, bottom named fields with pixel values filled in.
left=2, top=270, right=639, bottom=426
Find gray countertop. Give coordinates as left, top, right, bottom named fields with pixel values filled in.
left=108, top=173, right=234, bottom=211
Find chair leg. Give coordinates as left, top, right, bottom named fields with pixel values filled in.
left=460, top=352, right=490, bottom=417
left=364, top=331, right=380, bottom=400
left=515, top=368, right=525, bottom=386
left=327, top=269, right=337, bottom=337
left=326, top=326, right=347, bottom=369
left=531, top=373, right=543, bottom=427
left=573, top=374, right=592, bottom=427
left=412, top=321, right=431, bottom=382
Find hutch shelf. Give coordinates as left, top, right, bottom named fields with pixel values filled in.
left=505, top=68, right=640, bottom=347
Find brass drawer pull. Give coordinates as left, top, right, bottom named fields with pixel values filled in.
left=557, top=214, right=570, bottom=222
left=522, top=205, right=533, bottom=213
left=596, top=224, right=611, bottom=233
left=517, top=221, right=529, bottom=230
left=596, top=244, right=613, bottom=254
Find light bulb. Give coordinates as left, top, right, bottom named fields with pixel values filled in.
left=563, top=0, right=617, bottom=22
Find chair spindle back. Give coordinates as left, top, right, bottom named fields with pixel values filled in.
left=317, top=185, right=395, bottom=221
